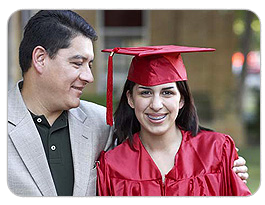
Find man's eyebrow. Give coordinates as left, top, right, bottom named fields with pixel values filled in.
left=68, top=55, right=88, bottom=61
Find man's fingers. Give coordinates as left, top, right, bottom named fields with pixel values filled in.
left=237, top=173, right=249, bottom=180
left=233, top=165, right=248, bottom=173
left=234, top=156, right=246, bottom=167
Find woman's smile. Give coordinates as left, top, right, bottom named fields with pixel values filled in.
left=146, top=113, right=168, bottom=124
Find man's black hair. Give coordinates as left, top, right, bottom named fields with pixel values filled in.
left=19, top=10, right=98, bottom=75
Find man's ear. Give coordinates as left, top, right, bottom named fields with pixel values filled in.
left=126, top=90, right=135, bottom=109
left=32, top=46, right=47, bottom=74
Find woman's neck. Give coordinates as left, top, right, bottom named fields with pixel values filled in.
left=139, top=125, right=182, bottom=152
left=139, top=125, right=182, bottom=181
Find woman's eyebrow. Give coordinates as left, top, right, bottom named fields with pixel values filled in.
left=161, top=87, right=174, bottom=90
left=138, top=86, right=174, bottom=90
left=138, top=86, right=151, bottom=90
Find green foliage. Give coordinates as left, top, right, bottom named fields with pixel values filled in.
left=80, top=93, right=119, bottom=109
left=81, top=93, right=106, bottom=107
left=238, top=146, right=260, bottom=194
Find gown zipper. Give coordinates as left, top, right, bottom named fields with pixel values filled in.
left=161, top=178, right=167, bottom=196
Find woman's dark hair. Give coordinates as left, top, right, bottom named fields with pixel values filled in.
left=19, top=10, right=98, bottom=75
left=113, top=79, right=210, bottom=146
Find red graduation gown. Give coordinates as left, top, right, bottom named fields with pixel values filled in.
left=97, top=129, right=251, bottom=196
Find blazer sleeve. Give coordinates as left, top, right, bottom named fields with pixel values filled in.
left=97, top=151, right=111, bottom=196
left=221, top=135, right=251, bottom=196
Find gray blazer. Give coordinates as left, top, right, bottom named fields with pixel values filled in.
left=7, top=81, right=113, bottom=196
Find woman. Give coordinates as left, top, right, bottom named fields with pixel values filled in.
left=97, top=45, right=251, bottom=196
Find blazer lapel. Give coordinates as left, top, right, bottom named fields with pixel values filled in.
left=68, top=108, right=93, bottom=196
left=9, top=117, right=57, bottom=196
left=8, top=82, right=57, bottom=196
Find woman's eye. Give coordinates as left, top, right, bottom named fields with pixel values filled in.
left=162, top=91, right=173, bottom=95
left=140, top=91, right=152, bottom=96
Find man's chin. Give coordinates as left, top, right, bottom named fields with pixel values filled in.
left=67, top=99, right=81, bottom=110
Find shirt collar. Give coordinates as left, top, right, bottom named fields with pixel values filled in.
left=29, top=110, right=68, bottom=129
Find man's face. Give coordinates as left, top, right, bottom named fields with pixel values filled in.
left=41, top=35, right=94, bottom=111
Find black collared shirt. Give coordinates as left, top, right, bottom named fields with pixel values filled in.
left=30, top=111, right=74, bottom=196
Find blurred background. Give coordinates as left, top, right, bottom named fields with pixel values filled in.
left=8, top=10, right=260, bottom=194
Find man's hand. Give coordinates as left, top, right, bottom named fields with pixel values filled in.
left=233, top=156, right=249, bottom=184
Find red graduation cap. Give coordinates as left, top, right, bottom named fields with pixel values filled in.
left=102, top=45, right=215, bottom=126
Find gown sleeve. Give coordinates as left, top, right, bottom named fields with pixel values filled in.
left=96, top=151, right=111, bottom=196
left=221, top=135, right=251, bottom=196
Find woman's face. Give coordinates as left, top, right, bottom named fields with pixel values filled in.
left=127, top=82, right=184, bottom=137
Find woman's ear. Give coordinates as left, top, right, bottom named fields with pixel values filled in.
left=179, top=97, right=184, bottom=109
left=126, top=90, right=135, bottom=109
left=32, top=46, right=47, bottom=74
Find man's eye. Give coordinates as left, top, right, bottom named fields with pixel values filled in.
left=71, top=62, right=83, bottom=67
left=74, top=62, right=82, bottom=66
left=89, top=61, right=93, bottom=69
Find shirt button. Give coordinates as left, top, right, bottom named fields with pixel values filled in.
left=37, top=118, right=42, bottom=123
left=50, top=145, right=56, bottom=151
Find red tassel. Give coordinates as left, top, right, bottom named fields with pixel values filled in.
left=106, top=52, right=114, bottom=126
left=106, top=47, right=120, bottom=126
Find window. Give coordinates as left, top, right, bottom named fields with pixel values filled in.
left=96, top=10, right=149, bottom=98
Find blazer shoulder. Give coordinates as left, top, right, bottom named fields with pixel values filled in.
left=79, top=100, right=106, bottom=117
left=75, top=100, right=108, bottom=127
left=8, top=81, right=29, bottom=127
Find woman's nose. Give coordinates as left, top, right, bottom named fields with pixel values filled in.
left=150, top=95, right=163, bottom=111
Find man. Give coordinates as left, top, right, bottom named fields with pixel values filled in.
left=8, top=10, right=248, bottom=196
left=8, top=10, right=112, bottom=196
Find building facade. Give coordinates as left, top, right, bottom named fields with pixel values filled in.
left=8, top=10, right=246, bottom=145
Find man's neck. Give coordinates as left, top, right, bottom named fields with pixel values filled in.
left=21, top=80, right=63, bottom=126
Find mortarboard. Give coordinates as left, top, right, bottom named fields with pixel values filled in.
left=102, top=45, right=216, bottom=126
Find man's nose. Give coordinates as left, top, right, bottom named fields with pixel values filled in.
left=150, top=95, right=163, bottom=111
left=79, top=66, right=94, bottom=83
